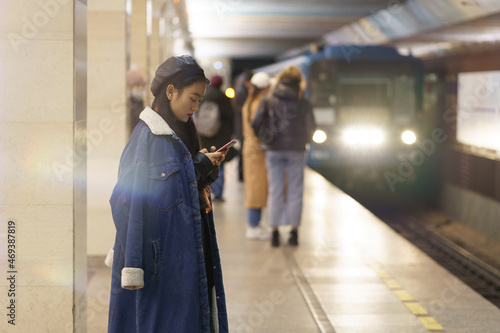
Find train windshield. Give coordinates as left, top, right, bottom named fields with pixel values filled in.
left=338, top=78, right=391, bottom=107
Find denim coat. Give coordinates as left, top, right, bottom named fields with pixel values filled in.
left=107, top=107, right=228, bottom=333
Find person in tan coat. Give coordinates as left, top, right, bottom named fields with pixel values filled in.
left=242, top=72, right=272, bottom=240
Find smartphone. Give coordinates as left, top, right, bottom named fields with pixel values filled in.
left=216, top=140, right=237, bottom=152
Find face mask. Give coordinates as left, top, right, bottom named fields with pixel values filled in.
left=130, top=90, right=145, bottom=100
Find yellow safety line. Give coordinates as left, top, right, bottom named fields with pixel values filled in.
left=374, top=268, right=392, bottom=279
left=419, top=316, right=445, bottom=331
left=383, top=279, right=402, bottom=290
left=405, top=302, right=428, bottom=315
left=365, top=260, right=447, bottom=332
left=393, top=290, right=415, bottom=302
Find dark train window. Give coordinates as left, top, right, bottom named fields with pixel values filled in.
left=309, top=60, right=336, bottom=107
left=338, top=78, right=391, bottom=107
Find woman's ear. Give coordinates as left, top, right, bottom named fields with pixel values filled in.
left=166, top=84, right=178, bottom=100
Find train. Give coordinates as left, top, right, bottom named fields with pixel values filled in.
left=255, top=45, right=425, bottom=192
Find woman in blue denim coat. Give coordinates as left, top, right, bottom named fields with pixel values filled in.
left=106, top=55, right=228, bottom=333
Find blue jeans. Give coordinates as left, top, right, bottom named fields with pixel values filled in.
left=265, top=151, right=306, bottom=227
left=248, top=208, right=262, bottom=228
left=211, top=163, right=224, bottom=198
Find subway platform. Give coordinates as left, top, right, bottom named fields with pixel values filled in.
left=87, top=161, right=500, bottom=333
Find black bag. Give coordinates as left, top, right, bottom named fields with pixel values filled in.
left=251, top=98, right=276, bottom=145
left=255, top=116, right=276, bottom=145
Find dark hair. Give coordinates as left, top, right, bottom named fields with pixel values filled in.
left=243, top=69, right=253, bottom=82
left=151, top=72, right=213, bottom=212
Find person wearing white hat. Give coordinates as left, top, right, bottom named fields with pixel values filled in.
left=242, top=72, right=272, bottom=240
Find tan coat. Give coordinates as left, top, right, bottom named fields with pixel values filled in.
left=242, top=91, right=268, bottom=208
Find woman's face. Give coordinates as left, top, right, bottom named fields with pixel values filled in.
left=167, top=82, right=207, bottom=123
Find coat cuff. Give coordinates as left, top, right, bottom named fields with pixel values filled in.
left=121, top=267, right=144, bottom=290
left=104, top=248, right=114, bottom=268
left=193, top=152, right=216, bottom=181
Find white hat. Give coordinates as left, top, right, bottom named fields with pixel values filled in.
left=250, top=72, right=271, bottom=89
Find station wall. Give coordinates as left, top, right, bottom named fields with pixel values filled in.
left=425, top=46, right=500, bottom=243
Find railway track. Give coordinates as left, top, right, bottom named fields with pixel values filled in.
left=368, top=205, right=500, bottom=309
left=316, top=167, right=500, bottom=309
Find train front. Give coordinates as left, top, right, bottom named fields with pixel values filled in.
left=306, top=46, right=424, bottom=192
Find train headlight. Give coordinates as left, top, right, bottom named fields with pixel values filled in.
left=312, top=130, right=327, bottom=144
left=342, top=127, right=384, bottom=146
left=401, top=130, right=417, bottom=145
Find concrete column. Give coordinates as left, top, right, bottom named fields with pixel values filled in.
left=0, top=0, right=87, bottom=331
left=130, top=0, right=147, bottom=77
left=87, top=0, right=127, bottom=257
left=164, top=24, right=175, bottom=60
left=147, top=11, right=161, bottom=106
left=150, top=12, right=161, bottom=76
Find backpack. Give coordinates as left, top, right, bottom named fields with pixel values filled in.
left=251, top=98, right=277, bottom=145
left=193, top=101, right=221, bottom=138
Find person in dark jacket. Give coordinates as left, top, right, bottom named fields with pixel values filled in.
left=251, top=66, right=316, bottom=247
left=198, top=75, right=235, bottom=201
left=106, top=55, right=229, bottom=333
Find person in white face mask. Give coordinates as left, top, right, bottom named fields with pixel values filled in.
left=126, top=68, right=146, bottom=137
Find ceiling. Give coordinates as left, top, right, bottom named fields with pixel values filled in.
left=184, top=0, right=399, bottom=59
left=183, top=0, right=500, bottom=61
left=392, top=12, right=500, bottom=58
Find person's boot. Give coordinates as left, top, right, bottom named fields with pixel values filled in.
left=271, top=229, right=280, bottom=247
left=288, top=229, right=298, bottom=246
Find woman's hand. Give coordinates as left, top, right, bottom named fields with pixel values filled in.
left=200, top=146, right=227, bottom=166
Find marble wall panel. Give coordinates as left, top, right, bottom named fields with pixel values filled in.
left=130, top=0, right=147, bottom=76
left=87, top=12, right=126, bottom=63
left=0, top=0, right=87, bottom=331
left=0, top=0, right=73, bottom=39
left=0, top=286, right=73, bottom=331
left=87, top=1, right=127, bottom=256
left=0, top=122, right=75, bottom=205
left=88, top=0, right=125, bottom=12
left=86, top=61, right=127, bottom=111
left=0, top=204, right=74, bottom=287
left=0, top=40, right=73, bottom=123
left=86, top=108, right=127, bottom=158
